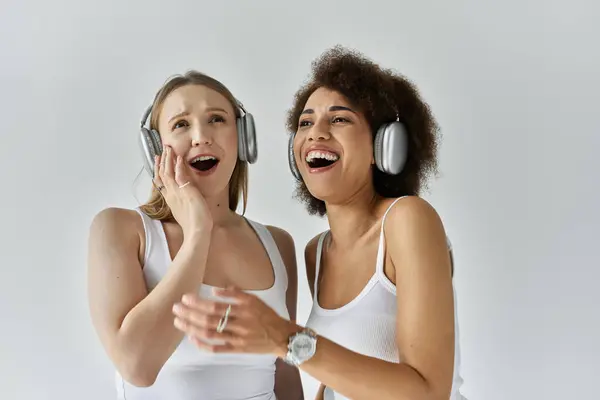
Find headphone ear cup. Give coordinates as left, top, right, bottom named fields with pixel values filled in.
left=139, top=127, right=163, bottom=177
left=237, top=113, right=258, bottom=164
left=288, top=133, right=302, bottom=181
left=373, top=121, right=409, bottom=175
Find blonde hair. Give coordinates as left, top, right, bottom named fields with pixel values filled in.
left=139, top=70, right=248, bottom=221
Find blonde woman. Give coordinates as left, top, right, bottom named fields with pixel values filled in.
left=87, top=71, right=303, bottom=400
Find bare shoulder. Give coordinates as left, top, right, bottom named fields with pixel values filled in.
left=90, top=207, right=144, bottom=235
left=383, top=196, right=450, bottom=277
left=88, top=207, right=145, bottom=261
left=304, top=232, right=324, bottom=297
left=265, top=225, right=295, bottom=249
left=383, top=196, right=445, bottom=236
left=265, top=225, right=297, bottom=272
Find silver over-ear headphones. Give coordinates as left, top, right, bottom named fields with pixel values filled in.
left=139, top=100, right=257, bottom=177
left=288, top=119, right=408, bottom=181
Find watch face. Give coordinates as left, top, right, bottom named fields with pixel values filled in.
left=292, top=335, right=316, bottom=359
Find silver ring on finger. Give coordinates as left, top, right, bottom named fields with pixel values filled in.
left=216, top=304, right=232, bottom=333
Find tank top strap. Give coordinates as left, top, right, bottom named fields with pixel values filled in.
left=374, top=197, right=455, bottom=289
left=313, top=231, right=329, bottom=300
left=134, top=207, right=156, bottom=266
left=374, top=196, right=409, bottom=292
left=245, top=219, right=289, bottom=292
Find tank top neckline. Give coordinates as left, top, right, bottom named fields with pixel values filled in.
left=312, top=196, right=407, bottom=315
left=150, top=212, right=283, bottom=294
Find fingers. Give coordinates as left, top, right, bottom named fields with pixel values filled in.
left=172, top=302, right=224, bottom=330
left=172, top=297, right=248, bottom=336
left=164, top=145, right=175, bottom=180
left=153, top=155, right=165, bottom=192
left=159, top=146, right=177, bottom=190
left=213, top=286, right=252, bottom=305
left=174, top=155, right=191, bottom=188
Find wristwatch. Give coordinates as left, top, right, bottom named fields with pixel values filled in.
left=283, top=327, right=318, bottom=366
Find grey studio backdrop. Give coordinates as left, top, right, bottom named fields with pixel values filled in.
left=0, top=1, right=598, bottom=399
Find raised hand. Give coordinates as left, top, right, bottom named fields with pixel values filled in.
left=172, top=287, right=296, bottom=357
left=153, top=145, right=213, bottom=236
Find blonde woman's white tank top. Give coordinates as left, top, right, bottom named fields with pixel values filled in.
left=114, top=209, right=290, bottom=400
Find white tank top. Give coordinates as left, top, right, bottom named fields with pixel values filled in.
left=305, top=197, right=467, bottom=400
left=115, top=208, right=290, bottom=400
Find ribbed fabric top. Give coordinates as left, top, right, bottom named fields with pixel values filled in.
left=305, top=197, right=467, bottom=400
left=114, top=208, right=290, bottom=400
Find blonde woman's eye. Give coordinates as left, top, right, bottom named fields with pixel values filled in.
left=209, top=115, right=225, bottom=123
left=173, top=120, right=188, bottom=130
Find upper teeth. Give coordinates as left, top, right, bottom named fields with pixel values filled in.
left=306, top=151, right=339, bottom=162
left=191, top=155, right=217, bottom=163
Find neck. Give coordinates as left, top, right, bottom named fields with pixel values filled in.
left=325, top=185, right=381, bottom=248
left=204, top=189, right=238, bottom=227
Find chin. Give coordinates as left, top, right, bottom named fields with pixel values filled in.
left=189, top=165, right=235, bottom=199
left=302, top=181, right=337, bottom=201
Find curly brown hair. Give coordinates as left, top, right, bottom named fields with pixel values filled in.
left=286, top=45, right=441, bottom=216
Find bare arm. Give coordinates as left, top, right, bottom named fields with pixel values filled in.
left=296, top=197, right=455, bottom=400
left=268, top=226, right=304, bottom=400
left=87, top=208, right=212, bottom=387
left=304, top=234, right=326, bottom=400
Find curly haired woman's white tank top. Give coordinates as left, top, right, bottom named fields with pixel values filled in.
left=305, top=197, right=467, bottom=400
left=115, top=209, right=290, bottom=400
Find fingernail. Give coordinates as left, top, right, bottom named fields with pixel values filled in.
left=182, top=294, right=193, bottom=305
left=172, top=303, right=182, bottom=313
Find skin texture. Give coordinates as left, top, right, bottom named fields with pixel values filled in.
left=173, top=87, right=456, bottom=400
left=87, top=84, right=302, bottom=398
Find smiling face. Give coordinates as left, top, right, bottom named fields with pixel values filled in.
left=155, top=84, right=239, bottom=199
left=293, top=87, right=376, bottom=203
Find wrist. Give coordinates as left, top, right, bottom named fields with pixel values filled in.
left=275, top=322, right=303, bottom=359
left=183, top=224, right=213, bottom=240
left=278, top=324, right=319, bottom=366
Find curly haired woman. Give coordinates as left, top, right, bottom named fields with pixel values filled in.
left=171, top=46, right=468, bottom=400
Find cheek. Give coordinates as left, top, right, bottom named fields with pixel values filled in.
left=218, top=128, right=239, bottom=158
left=160, top=136, right=188, bottom=156
left=342, top=136, right=374, bottom=167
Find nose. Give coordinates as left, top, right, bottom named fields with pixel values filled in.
left=306, top=118, right=331, bottom=142
left=190, top=124, right=213, bottom=147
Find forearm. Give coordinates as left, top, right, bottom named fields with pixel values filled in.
left=116, top=232, right=211, bottom=384
left=274, top=359, right=304, bottom=400
left=298, top=336, right=436, bottom=400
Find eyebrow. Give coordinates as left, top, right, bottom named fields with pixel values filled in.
left=168, top=107, right=230, bottom=123
left=300, top=105, right=356, bottom=115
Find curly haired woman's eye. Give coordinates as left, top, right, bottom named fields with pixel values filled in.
left=332, top=116, right=350, bottom=124
left=299, top=120, right=312, bottom=127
